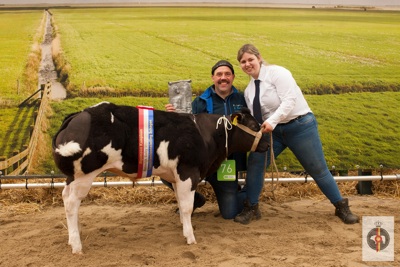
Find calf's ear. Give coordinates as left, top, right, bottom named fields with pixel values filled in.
left=231, top=113, right=243, bottom=126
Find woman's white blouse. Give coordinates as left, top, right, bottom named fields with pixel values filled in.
left=244, top=64, right=312, bottom=129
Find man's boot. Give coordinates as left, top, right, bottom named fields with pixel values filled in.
left=234, top=200, right=261, bottom=225
left=334, top=198, right=359, bottom=224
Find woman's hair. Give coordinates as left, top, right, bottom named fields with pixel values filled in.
left=237, top=43, right=266, bottom=65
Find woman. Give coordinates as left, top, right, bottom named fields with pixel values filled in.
left=234, top=44, right=359, bottom=225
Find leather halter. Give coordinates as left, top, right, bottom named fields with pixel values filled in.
left=233, top=123, right=263, bottom=152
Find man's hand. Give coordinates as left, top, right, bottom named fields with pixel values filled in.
left=165, top=103, right=176, bottom=112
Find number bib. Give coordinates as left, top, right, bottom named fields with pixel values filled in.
left=217, top=160, right=236, bottom=181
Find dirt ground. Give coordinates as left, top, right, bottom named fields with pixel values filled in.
left=0, top=195, right=398, bottom=267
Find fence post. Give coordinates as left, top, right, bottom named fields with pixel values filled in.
left=0, top=156, right=6, bottom=175
left=39, top=83, right=45, bottom=98
left=356, top=169, right=373, bottom=194
left=330, top=166, right=338, bottom=176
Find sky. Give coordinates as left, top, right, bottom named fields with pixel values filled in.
left=0, top=0, right=399, bottom=7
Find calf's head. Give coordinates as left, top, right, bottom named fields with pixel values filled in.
left=229, top=107, right=269, bottom=153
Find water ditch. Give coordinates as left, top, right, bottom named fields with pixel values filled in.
left=38, top=10, right=66, bottom=100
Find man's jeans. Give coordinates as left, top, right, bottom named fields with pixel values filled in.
left=207, top=173, right=244, bottom=219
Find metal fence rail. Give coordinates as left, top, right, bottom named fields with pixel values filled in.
left=0, top=173, right=398, bottom=190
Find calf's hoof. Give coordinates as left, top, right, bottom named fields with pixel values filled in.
left=186, top=236, right=197, bottom=245
left=71, top=245, right=83, bottom=255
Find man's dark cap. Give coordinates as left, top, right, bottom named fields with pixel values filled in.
left=211, top=60, right=234, bottom=75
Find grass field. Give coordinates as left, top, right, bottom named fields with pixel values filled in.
left=51, top=7, right=400, bottom=96
left=0, top=102, right=38, bottom=158
left=0, top=10, right=44, bottom=159
left=0, top=10, right=43, bottom=102
left=1, top=7, right=400, bottom=172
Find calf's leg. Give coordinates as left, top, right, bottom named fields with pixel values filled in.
left=173, top=178, right=196, bottom=244
left=62, top=174, right=95, bottom=254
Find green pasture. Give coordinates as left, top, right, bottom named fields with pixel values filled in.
left=0, top=103, right=37, bottom=158
left=1, top=7, right=400, bottom=172
left=44, top=92, right=400, bottom=173
left=0, top=10, right=43, bottom=102
left=51, top=7, right=400, bottom=96
left=0, top=10, right=44, bottom=158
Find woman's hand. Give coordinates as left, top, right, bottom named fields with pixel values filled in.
left=261, top=122, right=273, bottom=133
left=165, top=103, right=176, bottom=112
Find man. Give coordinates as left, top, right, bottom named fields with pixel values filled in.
left=163, top=60, right=247, bottom=219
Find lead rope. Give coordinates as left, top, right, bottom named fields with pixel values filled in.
left=265, top=132, right=279, bottom=199
left=216, top=116, right=279, bottom=197
left=216, top=116, right=232, bottom=159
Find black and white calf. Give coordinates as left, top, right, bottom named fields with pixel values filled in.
left=52, top=101, right=268, bottom=254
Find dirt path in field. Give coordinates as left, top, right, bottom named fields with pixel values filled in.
left=0, top=195, right=398, bottom=267
left=39, top=11, right=66, bottom=100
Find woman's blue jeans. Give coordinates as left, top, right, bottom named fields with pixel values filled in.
left=243, top=113, right=342, bottom=205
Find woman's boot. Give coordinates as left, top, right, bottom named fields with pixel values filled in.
left=334, top=198, right=359, bottom=224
